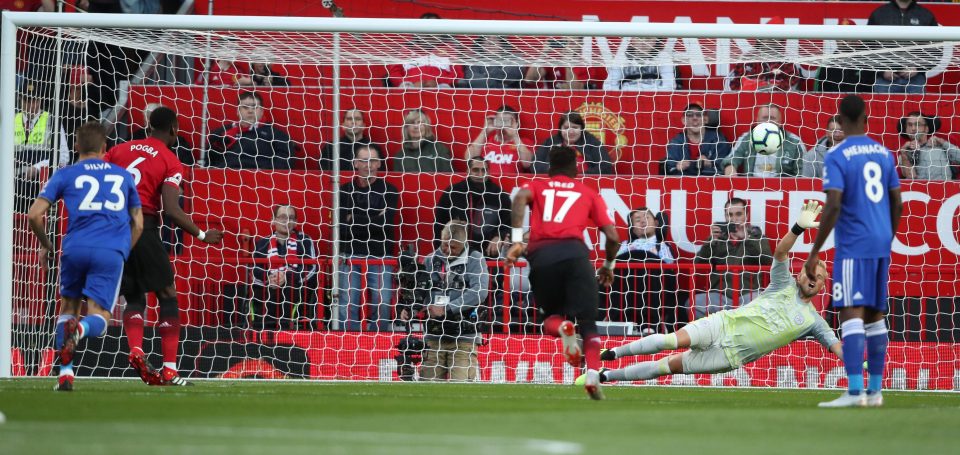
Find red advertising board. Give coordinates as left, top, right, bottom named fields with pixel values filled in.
left=261, top=332, right=960, bottom=391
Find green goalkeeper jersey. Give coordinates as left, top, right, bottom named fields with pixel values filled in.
left=718, top=258, right=839, bottom=367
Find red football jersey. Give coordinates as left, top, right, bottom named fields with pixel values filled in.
left=105, top=137, right=184, bottom=216
left=523, top=175, right=612, bottom=248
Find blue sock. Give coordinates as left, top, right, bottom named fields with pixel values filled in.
left=79, top=314, right=108, bottom=340
left=865, top=320, right=889, bottom=394
left=841, top=318, right=865, bottom=395
left=54, top=314, right=75, bottom=350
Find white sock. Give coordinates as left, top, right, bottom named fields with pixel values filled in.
left=612, top=333, right=678, bottom=358
left=163, top=362, right=177, bottom=371
left=605, top=358, right=672, bottom=381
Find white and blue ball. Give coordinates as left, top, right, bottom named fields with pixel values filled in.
left=751, top=122, right=784, bottom=155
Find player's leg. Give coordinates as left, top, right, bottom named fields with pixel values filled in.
left=600, top=315, right=722, bottom=383
left=819, top=258, right=868, bottom=408
left=604, top=314, right=714, bottom=360
left=138, top=222, right=188, bottom=386
left=55, top=250, right=89, bottom=391
left=120, top=236, right=160, bottom=384
left=565, top=259, right=605, bottom=399
left=863, top=257, right=890, bottom=407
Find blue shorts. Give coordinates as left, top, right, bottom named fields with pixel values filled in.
left=831, top=257, right=890, bottom=312
left=60, top=246, right=124, bottom=312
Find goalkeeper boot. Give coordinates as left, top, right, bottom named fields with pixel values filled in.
left=583, top=369, right=605, bottom=401
left=818, top=392, right=866, bottom=408
left=558, top=320, right=582, bottom=368
left=575, top=367, right=610, bottom=386
left=865, top=392, right=884, bottom=407
left=129, top=349, right=162, bottom=386
left=159, top=366, right=193, bottom=387
left=59, top=319, right=79, bottom=367
left=599, top=348, right=616, bottom=361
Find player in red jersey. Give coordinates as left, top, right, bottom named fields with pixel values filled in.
left=506, top=145, right=619, bottom=400
left=106, top=107, right=223, bottom=386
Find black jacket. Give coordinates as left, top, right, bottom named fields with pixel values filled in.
left=434, top=178, right=512, bottom=254
left=868, top=1, right=938, bottom=26
left=320, top=136, right=381, bottom=172
left=207, top=122, right=296, bottom=170
left=339, top=177, right=399, bottom=257
left=533, top=131, right=614, bottom=175
left=251, top=232, right=319, bottom=303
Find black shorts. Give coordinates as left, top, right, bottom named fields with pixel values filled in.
left=120, top=216, right=175, bottom=297
left=528, top=256, right=599, bottom=322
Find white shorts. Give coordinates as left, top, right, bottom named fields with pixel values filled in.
left=680, top=315, right=734, bottom=374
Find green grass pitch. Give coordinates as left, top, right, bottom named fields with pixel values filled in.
left=1, top=379, right=959, bottom=455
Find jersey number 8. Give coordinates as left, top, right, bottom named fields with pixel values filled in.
left=863, top=161, right=884, bottom=203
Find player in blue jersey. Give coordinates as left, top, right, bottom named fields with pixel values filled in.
left=27, top=122, right=144, bottom=391
left=805, top=95, right=903, bottom=408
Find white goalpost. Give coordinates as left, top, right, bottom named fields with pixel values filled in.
left=2, top=11, right=960, bottom=390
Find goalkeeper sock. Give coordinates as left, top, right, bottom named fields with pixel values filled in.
left=54, top=314, right=76, bottom=350
left=605, top=357, right=672, bottom=381
left=122, top=310, right=145, bottom=353
left=79, top=314, right=108, bottom=340
left=841, top=318, right=866, bottom=395
left=158, top=314, right=180, bottom=365
left=612, top=333, right=678, bottom=358
left=542, top=315, right=564, bottom=337
left=864, top=319, right=889, bottom=394
left=583, top=334, right=601, bottom=371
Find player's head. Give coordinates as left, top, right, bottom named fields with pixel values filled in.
left=148, top=106, right=179, bottom=146
left=755, top=103, right=782, bottom=126
left=353, top=144, right=382, bottom=178
left=724, top=197, right=748, bottom=225
left=837, top=94, right=867, bottom=134
left=629, top=207, right=658, bottom=240
left=74, top=121, right=108, bottom=159
left=238, top=91, right=264, bottom=125
left=547, top=145, right=578, bottom=178
left=271, top=205, right=298, bottom=237
left=342, top=109, right=366, bottom=138
left=466, top=156, right=488, bottom=184
left=796, top=259, right=828, bottom=300
left=440, top=220, right=468, bottom=258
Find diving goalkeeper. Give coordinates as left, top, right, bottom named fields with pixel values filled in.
left=579, top=201, right=842, bottom=385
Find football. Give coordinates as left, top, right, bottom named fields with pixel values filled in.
left=751, top=122, right=784, bottom=155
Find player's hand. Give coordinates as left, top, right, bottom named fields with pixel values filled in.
left=505, top=242, right=524, bottom=265
left=486, top=235, right=502, bottom=257
left=597, top=266, right=615, bottom=288
left=200, top=229, right=223, bottom=244
left=796, top=200, right=822, bottom=229
left=803, top=253, right=820, bottom=281
left=39, top=247, right=53, bottom=272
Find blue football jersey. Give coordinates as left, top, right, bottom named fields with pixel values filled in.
left=38, top=159, right=142, bottom=258
left=822, top=135, right=900, bottom=259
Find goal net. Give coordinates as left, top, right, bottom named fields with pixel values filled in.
left=2, top=14, right=959, bottom=390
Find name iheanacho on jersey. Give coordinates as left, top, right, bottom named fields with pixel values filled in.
left=840, top=143, right=888, bottom=159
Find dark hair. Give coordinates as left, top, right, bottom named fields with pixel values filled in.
left=239, top=90, right=264, bottom=106
left=419, top=12, right=441, bottom=19
left=74, top=121, right=107, bottom=155
left=496, top=105, right=519, bottom=120
left=838, top=94, right=866, bottom=124
left=355, top=144, right=382, bottom=159
left=827, top=114, right=841, bottom=126
left=547, top=145, right=578, bottom=176
left=725, top=197, right=747, bottom=209
left=898, top=111, right=940, bottom=138
left=466, top=156, right=486, bottom=169
left=148, top=106, right=178, bottom=134
left=556, top=111, right=585, bottom=132
left=272, top=204, right=297, bottom=218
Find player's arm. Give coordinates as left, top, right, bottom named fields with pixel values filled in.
left=505, top=187, right=532, bottom=265
left=129, top=206, right=144, bottom=248
left=804, top=190, right=841, bottom=279
left=27, top=198, right=55, bottom=252
left=889, top=187, right=903, bottom=235
left=161, top=185, right=222, bottom=244
left=774, top=200, right=822, bottom=262
left=597, top=223, right=620, bottom=287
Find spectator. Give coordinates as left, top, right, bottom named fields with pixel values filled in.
left=497, top=230, right=533, bottom=325
left=250, top=205, right=319, bottom=330
left=457, top=36, right=525, bottom=89
left=724, top=18, right=801, bottom=92
left=393, top=109, right=453, bottom=173
left=60, top=66, right=93, bottom=155
left=434, top=157, right=512, bottom=257
left=14, top=82, right=70, bottom=213
left=523, top=38, right=587, bottom=90
left=207, top=91, right=296, bottom=169
left=723, top=104, right=806, bottom=177
left=868, top=0, right=938, bottom=94
left=400, top=221, right=488, bottom=381
left=320, top=109, right=381, bottom=172
left=195, top=59, right=252, bottom=86
left=897, top=112, right=960, bottom=180
left=814, top=18, right=873, bottom=93
left=611, top=208, right=678, bottom=334
left=465, top=105, right=534, bottom=175
left=387, top=35, right=462, bottom=88
left=338, top=145, right=399, bottom=331
left=802, top=115, right=845, bottom=178
left=691, top=198, right=773, bottom=318
left=131, top=103, right=195, bottom=166
left=603, top=37, right=676, bottom=92
left=250, top=62, right=289, bottom=87
left=664, top=103, right=731, bottom=176
left=532, top=111, right=614, bottom=175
